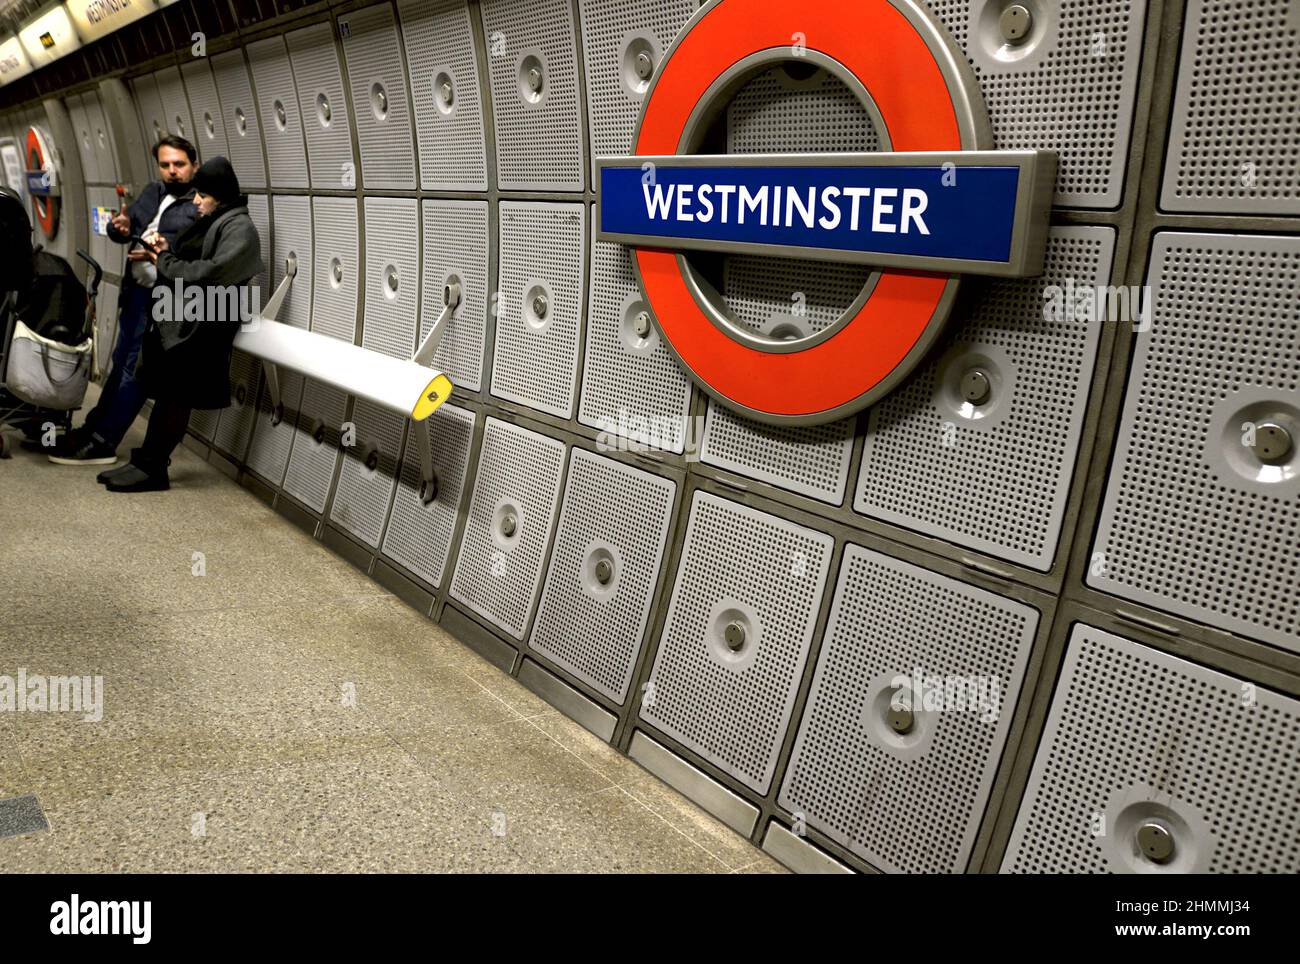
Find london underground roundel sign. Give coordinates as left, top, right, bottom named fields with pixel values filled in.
left=597, top=0, right=1057, bottom=426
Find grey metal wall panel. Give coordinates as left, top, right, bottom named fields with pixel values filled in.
left=282, top=379, right=348, bottom=514
left=701, top=403, right=855, bottom=505
left=421, top=199, right=488, bottom=392
left=247, top=36, right=309, bottom=189
left=579, top=207, right=692, bottom=453
left=857, top=226, right=1115, bottom=570
left=1002, top=625, right=1300, bottom=873
left=330, top=399, right=405, bottom=548
left=130, top=73, right=166, bottom=152
left=361, top=196, right=420, bottom=360
left=65, top=93, right=99, bottom=184
left=1091, top=232, right=1300, bottom=652
left=245, top=194, right=270, bottom=307
left=529, top=448, right=677, bottom=704
left=269, top=194, right=312, bottom=331
left=577, top=0, right=695, bottom=185
left=189, top=407, right=219, bottom=442
left=491, top=201, right=584, bottom=418
left=310, top=196, right=359, bottom=343
left=450, top=417, right=567, bottom=640
left=381, top=403, right=476, bottom=588
left=778, top=544, right=1037, bottom=873
left=153, top=66, right=195, bottom=146
left=640, top=492, right=834, bottom=794
left=286, top=23, right=356, bottom=191
left=180, top=59, right=230, bottom=163
left=924, top=0, right=1145, bottom=207
left=245, top=371, right=305, bottom=488
left=210, top=50, right=267, bottom=189
left=1162, top=0, right=1300, bottom=214
left=82, top=91, right=120, bottom=183
left=339, top=4, right=416, bottom=190
left=480, top=0, right=585, bottom=191
left=211, top=349, right=259, bottom=461
left=396, top=0, right=488, bottom=191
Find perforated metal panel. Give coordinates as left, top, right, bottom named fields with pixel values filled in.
left=924, top=0, right=1145, bottom=207
left=577, top=0, right=695, bottom=185
left=779, top=544, right=1037, bottom=873
left=330, top=399, right=405, bottom=548
left=181, top=59, right=229, bottom=163
left=247, top=37, right=309, bottom=189
left=245, top=370, right=304, bottom=488
left=858, top=226, right=1115, bottom=570
left=579, top=208, right=692, bottom=453
left=245, top=194, right=270, bottom=307
left=339, top=4, right=415, bottom=191
left=211, top=50, right=267, bottom=189
left=450, top=418, right=567, bottom=640
left=82, top=91, right=119, bottom=183
left=381, top=403, right=476, bottom=588
left=480, top=0, right=585, bottom=191
left=421, top=199, right=488, bottom=392
left=211, top=349, right=259, bottom=462
left=396, top=0, right=488, bottom=191
left=701, top=403, right=855, bottom=505
left=1092, top=233, right=1300, bottom=652
left=1163, top=0, right=1300, bottom=214
left=1003, top=625, right=1300, bottom=873
left=65, top=93, right=99, bottom=184
left=529, top=448, right=677, bottom=703
left=361, top=197, right=419, bottom=360
left=270, top=195, right=312, bottom=331
left=189, top=407, right=219, bottom=443
left=492, top=202, right=584, bottom=418
left=640, top=492, right=834, bottom=793
left=153, top=66, right=195, bottom=146
left=287, top=23, right=356, bottom=191
left=95, top=280, right=118, bottom=380
left=310, top=197, right=359, bottom=343
left=130, top=73, right=166, bottom=151
left=282, top=379, right=347, bottom=513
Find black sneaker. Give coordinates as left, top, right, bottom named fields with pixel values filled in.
left=104, top=463, right=169, bottom=492
left=97, top=463, right=138, bottom=484
left=47, top=433, right=118, bottom=466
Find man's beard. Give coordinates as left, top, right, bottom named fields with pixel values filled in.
left=163, top=179, right=189, bottom=197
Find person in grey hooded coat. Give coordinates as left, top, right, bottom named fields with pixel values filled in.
left=101, top=156, right=265, bottom=492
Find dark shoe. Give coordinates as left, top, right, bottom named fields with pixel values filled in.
left=103, top=463, right=169, bottom=492
left=47, top=432, right=118, bottom=465
left=97, top=462, right=139, bottom=484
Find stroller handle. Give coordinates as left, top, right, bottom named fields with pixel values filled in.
left=76, top=249, right=103, bottom=299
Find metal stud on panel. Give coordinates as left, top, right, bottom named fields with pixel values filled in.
left=529, top=448, right=677, bottom=703
left=1002, top=625, right=1300, bottom=873
left=778, top=544, right=1037, bottom=873
left=640, top=492, right=834, bottom=794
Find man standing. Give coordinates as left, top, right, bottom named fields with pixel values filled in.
left=47, top=135, right=199, bottom=465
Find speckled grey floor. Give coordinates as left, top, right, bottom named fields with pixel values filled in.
left=0, top=387, right=784, bottom=873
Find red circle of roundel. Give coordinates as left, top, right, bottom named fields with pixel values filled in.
left=633, top=0, right=962, bottom=420
left=25, top=127, right=56, bottom=238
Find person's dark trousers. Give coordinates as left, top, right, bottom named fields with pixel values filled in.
left=81, top=285, right=153, bottom=449
left=132, top=398, right=192, bottom=475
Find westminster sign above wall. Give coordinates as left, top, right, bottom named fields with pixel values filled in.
left=597, top=0, right=1058, bottom=426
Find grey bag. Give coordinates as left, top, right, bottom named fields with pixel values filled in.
left=5, top=319, right=92, bottom=410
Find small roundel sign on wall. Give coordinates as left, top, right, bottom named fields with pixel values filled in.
left=24, top=125, right=61, bottom=241
left=597, top=0, right=1057, bottom=426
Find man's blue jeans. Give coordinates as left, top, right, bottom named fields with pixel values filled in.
left=84, top=285, right=152, bottom=449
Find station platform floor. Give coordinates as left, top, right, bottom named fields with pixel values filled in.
left=0, top=386, right=783, bottom=873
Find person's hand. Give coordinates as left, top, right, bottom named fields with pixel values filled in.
left=150, top=235, right=169, bottom=254
left=126, top=248, right=150, bottom=263
left=110, top=212, right=130, bottom=234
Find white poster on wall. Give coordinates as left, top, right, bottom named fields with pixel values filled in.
left=0, top=141, right=24, bottom=196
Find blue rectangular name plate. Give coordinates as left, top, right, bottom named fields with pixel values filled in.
left=596, top=151, right=1056, bottom=278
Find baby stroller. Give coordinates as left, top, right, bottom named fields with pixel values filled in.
left=0, top=186, right=103, bottom=458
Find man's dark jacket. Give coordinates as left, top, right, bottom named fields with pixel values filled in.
left=104, top=180, right=198, bottom=305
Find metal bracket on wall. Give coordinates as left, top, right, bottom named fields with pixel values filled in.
left=409, top=279, right=461, bottom=504
left=256, top=255, right=298, bottom=426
